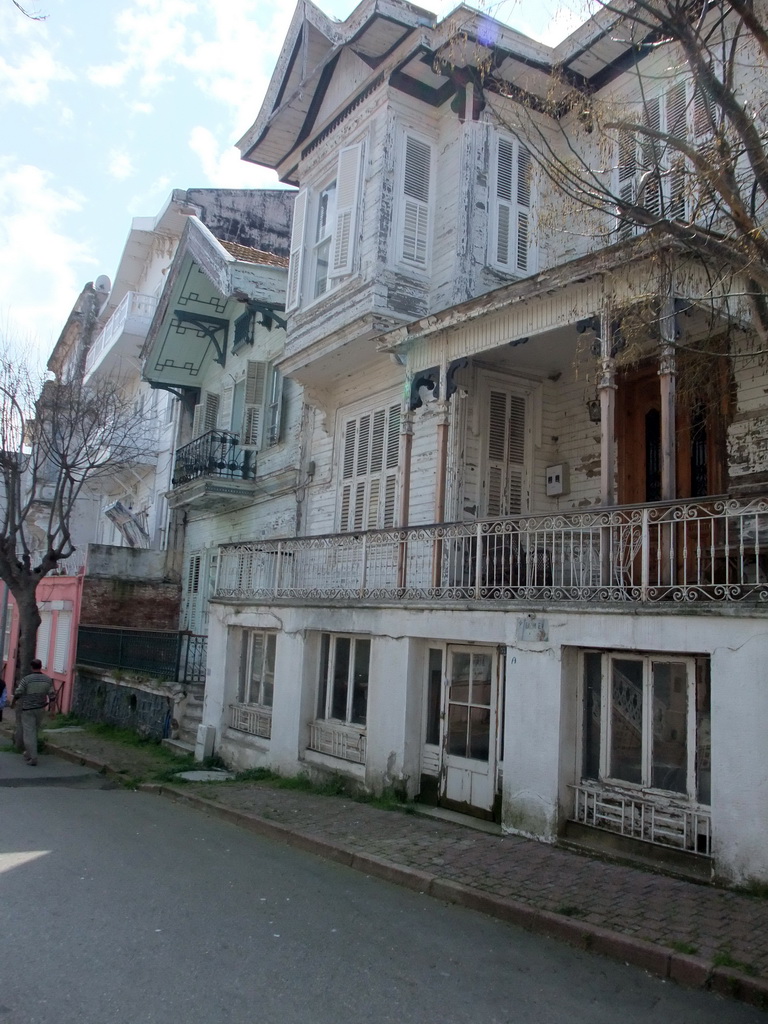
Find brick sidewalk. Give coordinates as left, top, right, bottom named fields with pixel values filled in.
left=14, top=721, right=768, bottom=1009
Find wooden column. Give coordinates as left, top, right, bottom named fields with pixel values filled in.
left=398, top=407, right=414, bottom=528
left=659, top=291, right=677, bottom=501
left=598, top=309, right=617, bottom=507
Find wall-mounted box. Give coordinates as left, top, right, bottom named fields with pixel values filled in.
left=546, top=463, right=569, bottom=497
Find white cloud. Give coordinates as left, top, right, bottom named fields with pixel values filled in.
left=107, top=149, right=135, bottom=181
left=188, top=125, right=281, bottom=188
left=0, top=161, right=95, bottom=359
left=88, top=62, right=131, bottom=88
left=0, top=43, right=73, bottom=105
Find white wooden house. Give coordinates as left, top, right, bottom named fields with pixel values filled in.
left=197, top=0, right=768, bottom=885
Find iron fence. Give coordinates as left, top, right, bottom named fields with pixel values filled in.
left=77, top=626, right=207, bottom=684
left=172, top=429, right=255, bottom=486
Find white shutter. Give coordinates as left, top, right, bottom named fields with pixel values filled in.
left=329, top=143, right=362, bottom=277
left=400, top=134, right=431, bottom=266
left=665, top=82, right=688, bottom=220
left=339, top=403, right=400, bottom=531
left=485, top=389, right=527, bottom=517
left=492, top=135, right=533, bottom=273
left=36, top=610, right=52, bottom=668
left=640, top=95, right=662, bottom=219
left=241, top=361, right=269, bottom=448
left=53, top=611, right=71, bottom=674
left=617, top=128, right=638, bottom=239
left=266, top=369, right=283, bottom=447
left=286, top=189, right=308, bottom=311
left=219, top=386, right=234, bottom=435
left=193, top=392, right=219, bottom=438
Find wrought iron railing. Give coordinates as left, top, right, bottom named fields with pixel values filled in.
left=77, top=627, right=207, bottom=684
left=172, top=430, right=255, bottom=487
left=215, top=496, right=768, bottom=604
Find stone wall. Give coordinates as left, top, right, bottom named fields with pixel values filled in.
left=80, top=578, right=181, bottom=630
left=72, top=668, right=178, bottom=740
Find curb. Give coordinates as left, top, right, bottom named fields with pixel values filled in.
left=42, top=743, right=767, bottom=1010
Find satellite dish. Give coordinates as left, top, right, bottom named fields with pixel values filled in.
left=94, top=275, right=111, bottom=295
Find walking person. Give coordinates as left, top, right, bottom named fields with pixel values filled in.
left=12, top=659, right=54, bottom=766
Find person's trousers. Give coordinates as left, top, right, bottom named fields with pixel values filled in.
left=16, top=709, right=44, bottom=761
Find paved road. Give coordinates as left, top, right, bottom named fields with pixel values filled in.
left=0, top=780, right=762, bottom=1024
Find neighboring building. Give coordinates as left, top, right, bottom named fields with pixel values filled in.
left=185, top=0, right=768, bottom=888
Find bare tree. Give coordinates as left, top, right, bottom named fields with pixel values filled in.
left=478, top=0, right=768, bottom=340
left=11, top=1, right=46, bottom=19
left=0, top=345, right=153, bottom=677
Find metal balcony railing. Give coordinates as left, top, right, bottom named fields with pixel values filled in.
left=77, top=627, right=207, bottom=684
left=172, top=430, right=255, bottom=487
left=85, top=291, right=158, bottom=373
left=215, top=496, right=768, bottom=605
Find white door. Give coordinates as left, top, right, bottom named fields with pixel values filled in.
left=441, top=646, right=500, bottom=816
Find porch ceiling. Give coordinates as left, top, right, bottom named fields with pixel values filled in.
left=143, top=256, right=230, bottom=389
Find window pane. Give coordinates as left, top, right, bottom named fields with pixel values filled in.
left=583, top=652, right=602, bottom=780
left=238, top=631, right=249, bottom=703
left=425, top=648, right=442, bottom=745
left=651, top=662, right=688, bottom=793
left=696, top=658, right=711, bottom=805
left=318, top=633, right=330, bottom=719
left=450, top=653, right=471, bottom=703
left=468, top=706, right=491, bottom=761
left=610, top=658, right=644, bottom=784
left=447, top=704, right=468, bottom=756
left=331, top=637, right=350, bottom=720
left=471, top=654, right=492, bottom=706
left=262, top=633, right=276, bottom=708
left=351, top=639, right=370, bottom=725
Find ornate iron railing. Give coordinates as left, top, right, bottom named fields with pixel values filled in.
left=229, top=703, right=272, bottom=738
left=215, top=496, right=768, bottom=605
left=308, top=721, right=366, bottom=763
left=572, top=782, right=711, bottom=855
left=77, top=627, right=207, bottom=684
left=172, top=430, right=255, bottom=487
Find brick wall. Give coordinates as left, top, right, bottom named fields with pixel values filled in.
left=80, top=578, right=181, bottom=630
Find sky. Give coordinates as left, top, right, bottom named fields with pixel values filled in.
left=0, top=0, right=589, bottom=365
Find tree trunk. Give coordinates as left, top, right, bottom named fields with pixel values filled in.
left=13, top=582, right=41, bottom=684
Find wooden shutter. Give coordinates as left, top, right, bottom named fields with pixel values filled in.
left=400, top=134, right=431, bottom=266
left=266, top=369, right=283, bottom=447
left=493, top=135, right=532, bottom=273
left=640, top=95, right=662, bottom=219
left=36, top=610, right=52, bottom=668
left=53, top=610, right=71, bottom=674
left=219, top=385, right=234, bottom=435
left=241, top=361, right=269, bottom=448
left=665, top=82, right=688, bottom=220
left=485, top=389, right=526, bottom=517
left=184, top=554, right=201, bottom=632
left=193, top=392, right=219, bottom=438
left=617, top=128, right=638, bottom=239
left=339, top=403, right=400, bottom=531
left=286, top=189, right=307, bottom=311
left=330, top=143, right=362, bottom=278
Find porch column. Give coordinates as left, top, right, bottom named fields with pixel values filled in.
left=598, top=309, right=617, bottom=506
left=659, top=291, right=677, bottom=501
left=398, top=407, right=414, bottom=528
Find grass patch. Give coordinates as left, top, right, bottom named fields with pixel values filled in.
left=44, top=713, right=82, bottom=730
left=713, top=949, right=758, bottom=976
left=669, top=940, right=699, bottom=955
left=227, top=768, right=415, bottom=812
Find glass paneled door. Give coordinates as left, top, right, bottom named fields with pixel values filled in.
left=441, top=647, right=500, bottom=817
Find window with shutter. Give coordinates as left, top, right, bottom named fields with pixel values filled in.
left=53, top=611, right=71, bottom=674
left=266, top=369, right=283, bottom=447
left=339, top=403, right=400, bottom=531
left=183, top=553, right=202, bottom=633
left=490, top=133, right=534, bottom=274
left=330, top=143, right=363, bottom=278
left=399, top=132, right=432, bottom=267
left=484, top=388, right=527, bottom=518
left=36, top=610, right=52, bottom=669
left=286, top=189, right=307, bottom=311
left=241, top=361, right=269, bottom=448
left=192, top=392, right=220, bottom=438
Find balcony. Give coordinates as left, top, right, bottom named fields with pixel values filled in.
left=85, top=291, right=158, bottom=379
left=215, top=497, right=768, bottom=607
left=168, top=429, right=257, bottom=510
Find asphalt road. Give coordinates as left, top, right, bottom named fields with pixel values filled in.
left=0, top=779, right=762, bottom=1024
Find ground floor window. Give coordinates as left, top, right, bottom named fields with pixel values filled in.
left=582, top=650, right=711, bottom=804
left=317, top=633, right=370, bottom=725
left=238, top=630, right=276, bottom=708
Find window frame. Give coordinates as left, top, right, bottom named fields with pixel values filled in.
left=237, top=629, right=277, bottom=708
left=580, top=649, right=710, bottom=804
left=317, top=632, right=370, bottom=727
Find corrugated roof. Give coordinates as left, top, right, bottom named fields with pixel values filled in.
left=217, top=238, right=288, bottom=268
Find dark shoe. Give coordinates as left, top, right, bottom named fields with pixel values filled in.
left=26, top=760, right=37, bottom=766
left=22, top=753, right=31, bottom=762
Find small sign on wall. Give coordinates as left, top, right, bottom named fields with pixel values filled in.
left=516, top=614, right=549, bottom=642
